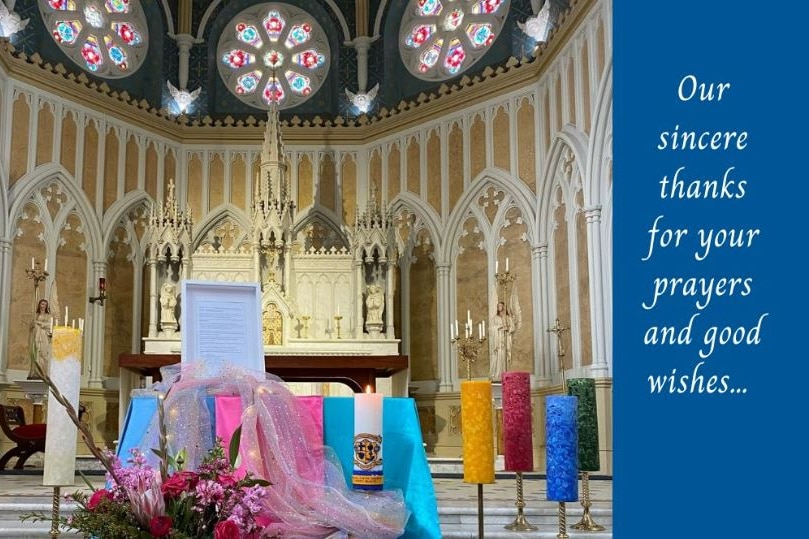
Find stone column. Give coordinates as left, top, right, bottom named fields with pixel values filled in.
left=0, top=238, right=12, bottom=383
left=148, top=253, right=158, bottom=338
left=385, top=257, right=395, bottom=339
left=584, top=206, right=610, bottom=377
left=283, top=244, right=292, bottom=295
left=435, top=263, right=454, bottom=392
left=534, top=243, right=552, bottom=384
left=354, top=258, right=363, bottom=339
left=253, top=240, right=261, bottom=286
left=87, top=259, right=107, bottom=388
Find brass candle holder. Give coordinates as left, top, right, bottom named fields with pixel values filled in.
left=557, top=502, right=569, bottom=539
left=299, top=315, right=311, bottom=339
left=334, top=315, right=343, bottom=339
left=571, top=471, right=604, bottom=531
left=504, top=471, right=537, bottom=531
left=49, top=486, right=60, bottom=537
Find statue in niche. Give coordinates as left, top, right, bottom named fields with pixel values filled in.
left=160, top=282, right=178, bottom=332
left=28, top=298, right=52, bottom=379
left=365, top=283, right=384, bottom=330
left=262, top=303, right=283, bottom=345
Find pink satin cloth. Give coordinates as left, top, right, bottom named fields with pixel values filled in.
left=139, top=364, right=408, bottom=538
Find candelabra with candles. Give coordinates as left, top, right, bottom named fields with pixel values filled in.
left=334, top=314, right=343, bottom=339
left=25, top=257, right=49, bottom=306
left=452, top=314, right=488, bottom=538
left=298, top=313, right=311, bottom=339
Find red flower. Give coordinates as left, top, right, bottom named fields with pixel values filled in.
left=214, top=519, right=240, bottom=539
left=86, top=489, right=113, bottom=511
left=217, top=473, right=238, bottom=489
left=149, top=515, right=173, bottom=537
left=161, top=470, right=199, bottom=498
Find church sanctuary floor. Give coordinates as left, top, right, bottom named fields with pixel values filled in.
left=0, top=470, right=613, bottom=538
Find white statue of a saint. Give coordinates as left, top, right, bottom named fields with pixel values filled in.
left=160, top=282, right=177, bottom=330
left=365, top=284, right=384, bottom=326
left=490, top=300, right=515, bottom=382
left=28, top=298, right=52, bottom=379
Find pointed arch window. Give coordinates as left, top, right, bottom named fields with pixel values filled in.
left=217, top=3, right=331, bottom=110
left=399, top=0, right=510, bottom=81
left=39, top=0, right=148, bottom=78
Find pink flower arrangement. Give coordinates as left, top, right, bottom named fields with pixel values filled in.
left=26, top=427, right=271, bottom=539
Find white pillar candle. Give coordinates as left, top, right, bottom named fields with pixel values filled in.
left=43, top=327, right=83, bottom=486
left=455, top=320, right=458, bottom=338
left=353, top=388, right=383, bottom=490
left=64, top=306, right=68, bottom=324
left=495, top=260, right=499, bottom=274
left=506, top=257, right=509, bottom=272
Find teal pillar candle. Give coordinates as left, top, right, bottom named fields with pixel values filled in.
left=545, top=395, right=578, bottom=502
left=567, top=378, right=600, bottom=471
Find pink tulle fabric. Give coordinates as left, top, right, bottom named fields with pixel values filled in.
left=138, top=363, right=409, bottom=538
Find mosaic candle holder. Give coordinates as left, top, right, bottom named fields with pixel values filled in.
left=460, top=380, right=495, bottom=484
left=545, top=395, right=579, bottom=502
left=566, top=378, right=600, bottom=471
left=502, top=371, right=533, bottom=472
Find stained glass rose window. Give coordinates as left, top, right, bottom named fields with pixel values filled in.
left=399, top=0, right=510, bottom=81
left=217, top=3, right=330, bottom=110
left=38, top=0, right=149, bottom=78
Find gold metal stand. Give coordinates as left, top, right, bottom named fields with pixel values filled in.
left=300, top=315, right=311, bottom=339
left=49, top=487, right=60, bottom=537
left=477, top=483, right=485, bottom=538
left=557, top=502, right=569, bottom=539
left=334, top=315, right=343, bottom=339
left=504, top=471, right=537, bottom=531
left=571, top=471, right=605, bottom=531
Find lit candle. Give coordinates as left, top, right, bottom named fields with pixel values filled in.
left=45, top=258, right=48, bottom=269
left=496, top=260, right=499, bottom=274
left=337, top=304, right=340, bottom=317
left=506, top=257, right=509, bottom=272
left=31, top=257, right=34, bottom=270
left=454, top=320, right=458, bottom=338
left=460, top=380, right=495, bottom=484
left=503, top=372, right=534, bottom=472
left=482, top=319, right=486, bottom=335
left=49, top=317, right=54, bottom=332
left=467, top=309, right=471, bottom=326
left=353, top=386, right=383, bottom=490
left=43, top=326, right=83, bottom=487
left=64, top=306, right=68, bottom=324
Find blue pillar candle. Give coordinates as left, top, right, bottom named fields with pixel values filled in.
left=545, top=395, right=579, bottom=502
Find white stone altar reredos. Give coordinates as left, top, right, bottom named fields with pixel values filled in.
left=143, top=104, right=399, bottom=358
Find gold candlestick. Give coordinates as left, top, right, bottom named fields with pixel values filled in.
left=452, top=333, right=487, bottom=381
left=571, top=471, right=605, bottom=531
left=300, top=315, right=311, bottom=339
left=504, top=471, right=537, bottom=531
left=557, top=502, right=569, bottom=539
left=49, top=486, right=60, bottom=537
left=334, top=315, right=343, bottom=339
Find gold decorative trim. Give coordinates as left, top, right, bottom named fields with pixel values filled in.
left=0, top=0, right=594, bottom=144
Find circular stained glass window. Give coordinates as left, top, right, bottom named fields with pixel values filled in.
left=39, top=0, right=149, bottom=78
left=217, top=3, right=330, bottom=110
left=399, top=0, right=510, bottom=81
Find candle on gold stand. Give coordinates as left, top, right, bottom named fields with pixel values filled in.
left=502, top=371, right=536, bottom=531
left=567, top=378, right=604, bottom=531
left=546, top=395, right=578, bottom=539
left=334, top=315, right=343, bottom=339
left=454, top=322, right=490, bottom=537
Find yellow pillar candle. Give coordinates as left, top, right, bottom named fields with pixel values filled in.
left=43, top=326, right=83, bottom=487
left=461, top=380, right=495, bottom=484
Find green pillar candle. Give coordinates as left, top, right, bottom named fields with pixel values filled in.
left=567, top=378, right=600, bottom=471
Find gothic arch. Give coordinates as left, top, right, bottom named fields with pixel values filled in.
left=0, top=166, right=8, bottom=239
left=102, top=190, right=155, bottom=250
left=536, top=127, right=590, bottom=245
left=389, top=191, right=442, bottom=253
left=586, top=58, right=613, bottom=208
left=441, top=167, right=537, bottom=263
left=191, top=203, right=252, bottom=251
left=293, top=206, right=348, bottom=251
left=7, top=164, right=102, bottom=258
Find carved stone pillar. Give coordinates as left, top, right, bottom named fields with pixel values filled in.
left=385, top=258, right=395, bottom=339
left=87, top=259, right=107, bottom=388
left=584, top=206, right=610, bottom=377
left=148, top=254, right=158, bottom=338
left=533, top=244, right=552, bottom=384
left=0, top=238, right=12, bottom=383
left=436, top=263, right=453, bottom=392
left=354, top=259, right=363, bottom=339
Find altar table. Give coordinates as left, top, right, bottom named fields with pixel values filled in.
left=117, top=394, right=440, bottom=539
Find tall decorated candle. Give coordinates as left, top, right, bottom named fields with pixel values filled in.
left=567, top=378, right=600, bottom=472
left=460, top=380, right=495, bottom=484
left=545, top=395, right=578, bottom=501
left=353, top=387, right=383, bottom=490
left=43, top=325, right=83, bottom=486
left=502, top=371, right=534, bottom=472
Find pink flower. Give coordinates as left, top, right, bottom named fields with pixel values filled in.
left=214, top=519, right=240, bottom=539
left=149, top=515, right=173, bottom=537
left=125, top=474, right=165, bottom=528
left=86, top=489, right=112, bottom=511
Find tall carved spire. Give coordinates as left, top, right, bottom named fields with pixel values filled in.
left=257, top=101, right=288, bottom=203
